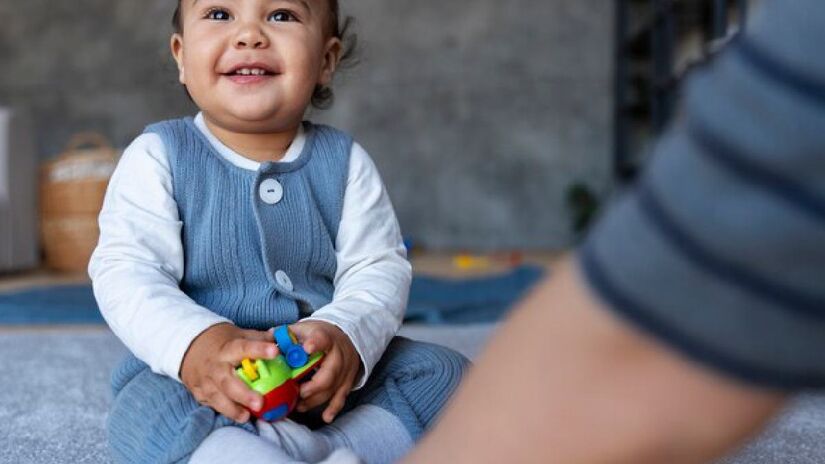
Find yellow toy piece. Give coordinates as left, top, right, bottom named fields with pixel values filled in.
left=453, top=254, right=490, bottom=270
left=242, top=358, right=259, bottom=381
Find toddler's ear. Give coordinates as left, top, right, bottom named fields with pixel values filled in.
left=318, top=37, right=343, bottom=87
left=170, top=33, right=186, bottom=84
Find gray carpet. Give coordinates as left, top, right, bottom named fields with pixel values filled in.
left=0, top=326, right=823, bottom=463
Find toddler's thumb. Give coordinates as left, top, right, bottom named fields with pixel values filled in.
left=227, top=339, right=277, bottom=363
left=242, top=328, right=277, bottom=343
left=287, top=322, right=323, bottom=353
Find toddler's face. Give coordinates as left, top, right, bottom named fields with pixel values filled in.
left=172, top=0, right=340, bottom=132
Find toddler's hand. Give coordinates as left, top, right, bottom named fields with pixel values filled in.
left=180, top=323, right=278, bottom=423
left=290, top=321, right=361, bottom=423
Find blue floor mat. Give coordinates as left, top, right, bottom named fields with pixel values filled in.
left=0, top=266, right=545, bottom=325
left=406, top=265, right=545, bottom=324
left=0, top=284, right=103, bottom=324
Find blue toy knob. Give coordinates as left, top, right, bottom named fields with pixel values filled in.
left=274, top=325, right=310, bottom=368
left=285, top=346, right=309, bottom=368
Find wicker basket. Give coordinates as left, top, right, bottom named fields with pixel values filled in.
left=40, top=133, right=117, bottom=272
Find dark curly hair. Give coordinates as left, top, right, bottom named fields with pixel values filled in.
left=172, top=0, right=357, bottom=109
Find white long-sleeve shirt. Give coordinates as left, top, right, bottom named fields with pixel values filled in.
left=89, top=113, right=411, bottom=389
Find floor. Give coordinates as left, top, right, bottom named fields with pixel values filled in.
left=0, top=322, right=499, bottom=464
left=0, top=268, right=91, bottom=293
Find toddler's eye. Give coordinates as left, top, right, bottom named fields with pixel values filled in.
left=268, top=11, right=296, bottom=22
left=205, top=8, right=231, bottom=21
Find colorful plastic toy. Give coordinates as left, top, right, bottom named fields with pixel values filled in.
left=236, top=326, right=323, bottom=422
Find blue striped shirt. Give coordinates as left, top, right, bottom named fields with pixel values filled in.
left=579, top=0, right=825, bottom=389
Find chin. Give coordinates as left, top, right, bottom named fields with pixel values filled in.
left=225, top=110, right=295, bottom=133
left=223, top=103, right=281, bottom=123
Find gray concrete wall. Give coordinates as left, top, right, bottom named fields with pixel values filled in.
left=0, top=0, right=614, bottom=250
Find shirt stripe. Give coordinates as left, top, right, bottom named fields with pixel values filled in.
left=578, top=243, right=825, bottom=389
left=637, top=180, right=825, bottom=320
left=688, top=119, right=825, bottom=225
left=735, top=37, right=825, bottom=109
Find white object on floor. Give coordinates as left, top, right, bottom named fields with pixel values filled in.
left=190, top=426, right=300, bottom=464
left=189, top=424, right=365, bottom=464
left=319, top=449, right=363, bottom=464
left=257, top=405, right=411, bottom=464
left=0, top=107, right=39, bottom=272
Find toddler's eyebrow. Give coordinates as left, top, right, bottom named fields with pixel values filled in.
left=277, top=0, right=312, bottom=13
left=189, top=0, right=313, bottom=12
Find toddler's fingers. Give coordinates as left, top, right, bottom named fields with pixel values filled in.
left=297, top=389, right=334, bottom=413
left=290, top=323, right=332, bottom=354
left=191, top=382, right=217, bottom=407
left=300, top=359, right=338, bottom=398
left=241, top=328, right=277, bottom=343
left=207, top=389, right=250, bottom=423
left=322, top=384, right=350, bottom=423
left=220, top=370, right=264, bottom=412
left=222, top=338, right=278, bottom=363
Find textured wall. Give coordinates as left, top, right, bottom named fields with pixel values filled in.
left=0, top=0, right=614, bottom=249
left=0, top=1, right=194, bottom=153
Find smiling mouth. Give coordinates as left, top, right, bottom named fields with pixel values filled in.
left=224, top=67, right=276, bottom=76
left=223, top=62, right=279, bottom=77
left=222, top=66, right=278, bottom=86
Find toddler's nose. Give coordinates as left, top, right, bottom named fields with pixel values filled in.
left=235, top=24, right=269, bottom=49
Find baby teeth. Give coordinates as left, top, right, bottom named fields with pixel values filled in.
left=235, top=68, right=267, bottom=76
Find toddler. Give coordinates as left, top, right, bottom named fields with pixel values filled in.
left=89, top=1, right=469, bottom=463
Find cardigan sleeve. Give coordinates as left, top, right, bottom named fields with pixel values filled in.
left=89, top=133, right=230, bottom=382
left=306, top=142, right=411, bottom=389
